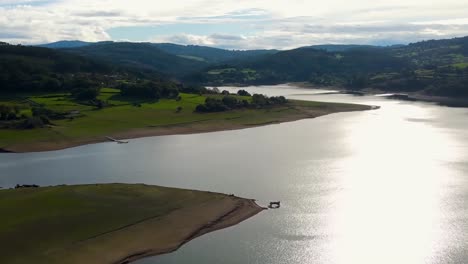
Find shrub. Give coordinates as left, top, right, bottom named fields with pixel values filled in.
left=237, top=90, right=251, bottom=96
left=18, top=117, right=44, bottom=129
left=72, top=87, right=100, bottom=100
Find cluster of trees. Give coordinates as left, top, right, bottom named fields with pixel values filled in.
left=195, top=96, right=250, bottom=112
left=0, top=105, right=20, bottom=121
left=118, top=81, right=179, bottom=100
left=195, top=93, right=287, bottom=113
left=0, top=104, right=54, bottom=129
left=252, top=94, right=287, bottom=106
left=237, top=89, right=251, bottom=96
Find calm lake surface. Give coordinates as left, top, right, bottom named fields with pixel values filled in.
left=1, top=84, right=467, bottom=264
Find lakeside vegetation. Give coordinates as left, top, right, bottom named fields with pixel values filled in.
left=0, top=87, right=371, bottom=152
left=0, top=184, right=263, bottom=264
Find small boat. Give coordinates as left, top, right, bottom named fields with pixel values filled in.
left=268, top=201, right=281, bottom=209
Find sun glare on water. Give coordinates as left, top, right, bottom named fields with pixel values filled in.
left=322, top=102, right=460, bottom=264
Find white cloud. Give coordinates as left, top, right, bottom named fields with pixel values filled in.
left=1, top=0, right=468, bottom=48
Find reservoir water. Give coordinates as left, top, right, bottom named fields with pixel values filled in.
left=1, top=84, right=467, bottom=264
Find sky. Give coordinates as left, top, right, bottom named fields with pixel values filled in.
left=1, top=0, right=468, bottom=49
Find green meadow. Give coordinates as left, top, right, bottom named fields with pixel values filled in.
left=0, top=89, right=370, bottom=152
left=0, top=184, right=224, bottom=264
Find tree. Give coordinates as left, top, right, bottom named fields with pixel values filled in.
left=252, top=94, right=268, bottom=106
left=222, top=96, right=239, bottom=108
left=237, top=90, right=251, bottom=96
left=72, top=87, right=100, bottom=100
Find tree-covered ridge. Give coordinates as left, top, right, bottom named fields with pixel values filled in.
left=39, top=41, right=278, bottom=65
left=0, top=43, right=179, bottom=94
left=0, top=44, right=114, bottom=93
left=152, top=43, right=278, bottom=63
left=61, top=42, right=210, bottom=77
left=5, top=36, right=468, bottom=98
left=189, top=36, right=468, bottom=97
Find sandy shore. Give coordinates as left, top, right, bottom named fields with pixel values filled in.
left=60, top=196, right=264, bottom=264
left=116, top=197, right=264, bottom=264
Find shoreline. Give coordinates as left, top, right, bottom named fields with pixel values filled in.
left=291, top=82, right=468, bottom=107
left=0, top=184, right=266, bottom=264
left=0, top=101, right=374, bottom=153
left=116, top=197, right=265, bottom=264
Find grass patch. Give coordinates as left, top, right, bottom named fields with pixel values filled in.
left=0, top=90, right=371, bottom=152
left=207, top=68, right=236, bottom=75
left=177, top=55, right=206, bottom=62
left=452, top=62, right=468, bottom=69
left=0, top=184, right=224, bottom=264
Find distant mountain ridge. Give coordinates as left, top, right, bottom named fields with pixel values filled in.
left=305, top=44, right=377, bottom=52
left=37, top=41, right=278, bottom=63
left=29, top=36, right=468, bottom=98
left=60, top=42, right=209, bottom=77
left=37, top=40, right=92, bottom=49
left=36, top=41, right=278, bottom=76
left=189, top=36, right=468, bottom=98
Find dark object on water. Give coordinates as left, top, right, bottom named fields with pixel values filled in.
left=378, top=93, right=416, bottom=101
left=105, top=136, right=129, bottom=144
left=269, top=201, right=281, bottom=209
left=15, top=184, right=39, bottom=189
left=341, top=91, right=365, bottom=96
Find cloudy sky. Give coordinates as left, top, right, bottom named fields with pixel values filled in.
left=1, top=0, right=468, bottom=49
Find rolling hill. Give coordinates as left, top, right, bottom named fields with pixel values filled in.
left=152, top=43, right=277, bottom=63
left=191, top=36, right=468, bottom=97
left=0, top=43, right=169, bottom=94
left=37, top=40, right=93, bottom=49
left=61, top=42, right=209, bottom=77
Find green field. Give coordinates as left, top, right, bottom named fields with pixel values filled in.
left=452, top=62, right=468, bottom=69
left=0, top=90, right=371, bottom=152
left=0, top=184, right=227, bottom=264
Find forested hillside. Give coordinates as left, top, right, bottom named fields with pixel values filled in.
left=189, top=36, right=468, bottom=97
left=0, top=44, right=116, bottom=93
left=0, top=43, right=180, bottom=96
left=16, top=36, right=468, bottom=98
left=153, top=43, right=277, bottom=63
left=62, top=42, right=209, bottom=78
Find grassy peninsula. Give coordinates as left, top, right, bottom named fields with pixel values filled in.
left=0, top=184, right=264, bottom=264
left=0, top=88, right=372, bottom=152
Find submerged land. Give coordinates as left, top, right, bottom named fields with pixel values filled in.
left=0, top=89, right=372, bottom=152
left=0, top=184, right=264, bottom=264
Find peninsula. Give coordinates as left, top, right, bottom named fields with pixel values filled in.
left=0, top=184, right=264, bottom=264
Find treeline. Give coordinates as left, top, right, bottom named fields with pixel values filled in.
left=118, top=81, right=179, bottom=99
left=117, top=81, right=217, bottom=100
left=195, top=91, right=287, bottom=113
